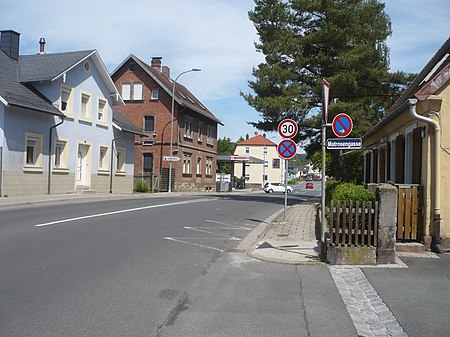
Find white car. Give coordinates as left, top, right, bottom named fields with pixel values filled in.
left=264, top=182, right=293, bottom=194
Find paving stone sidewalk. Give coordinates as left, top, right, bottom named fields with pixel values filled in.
left=248, top=202, right=321, bottom=264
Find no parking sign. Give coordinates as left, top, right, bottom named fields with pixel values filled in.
left=332, top=113, right=353, bottom=138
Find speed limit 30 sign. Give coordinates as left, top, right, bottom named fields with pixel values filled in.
left=278, top=119, right=298, bottom=139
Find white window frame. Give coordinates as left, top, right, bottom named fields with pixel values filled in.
left=245, top=147, right=250, bottom=154
left=133, top=83, right=143, bottom=100
left=197, top=157, right=202, bottom=175
left=115, top=147, right=126, bottom=175
left=151, top=88, right=159, bottom=100
left=97, top=98, right=107, bottom=125
left=24, top=133, right=43, bottom=172
left=98, top=145, right=109, bottom=174
left=206, top=157, right=213, bottom=176
left=60, top=85, right=73, bottom=117
left=143, top=116, right=155, bottom=133
left=198, top=123, right=203, bottom=142
left=207, top=126, right=214, bottom=144
left=184, top=117, right=193, bottom=139
left=80, top=92, right=92, bottom=122
left=53, top=138, right=69, bottom=172
left=183, top=153, right=192, bottom=174
left=121, top=83, right=131, bottom=101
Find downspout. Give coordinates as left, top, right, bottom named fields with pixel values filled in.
left=408, top=98, right=443, bottom=254
left=48, top=116, right=65, bottom=195
left=109, top=132, right=125, bottom=193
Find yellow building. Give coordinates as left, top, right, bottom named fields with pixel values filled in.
left=233, top=135, right=286, bottom=188
left=362, top=37, right=450, bottom=252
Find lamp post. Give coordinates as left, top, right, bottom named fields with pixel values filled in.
left=168, top=68, right=201, bottom=192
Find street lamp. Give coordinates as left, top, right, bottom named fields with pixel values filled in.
left=168, top=68, right=201, bottom=192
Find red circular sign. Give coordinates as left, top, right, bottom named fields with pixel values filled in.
left=277, top=139, right=297, bottom=159
left=332, top=113, right=353, bottom=138
left=277, top=119, right=298, bottom=139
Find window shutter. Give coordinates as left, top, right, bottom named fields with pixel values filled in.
left=395, top=134, right=405, bottom=184
left=133, top=83, right=143, bottom=100
left=122, top=84, right=131, bottom=100
left=412, top=127, right=423, bottom=184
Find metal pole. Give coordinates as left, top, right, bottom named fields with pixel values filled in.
left=321, top=123, right=326, bottom=245
left=284, top=159, right=288, bottom=223
left=168, top=68, right=201, bottom=193
left=0, top=146, right=2, bottom=197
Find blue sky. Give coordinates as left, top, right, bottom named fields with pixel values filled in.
left=1, top=0, right=449, bottom=143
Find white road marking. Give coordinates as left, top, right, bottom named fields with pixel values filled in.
left=184, top=226, right=241, bottom=240
left=205, top=219, right=253, bottom=230
left=163, top=237, right=224, bottom=252
left=34, top=198, right=218, bottom=227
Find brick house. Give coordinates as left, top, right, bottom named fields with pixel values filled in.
left=111, top=55, right=222, bottom=192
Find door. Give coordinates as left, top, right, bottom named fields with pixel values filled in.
left=77, top=144, right=88, bottom=186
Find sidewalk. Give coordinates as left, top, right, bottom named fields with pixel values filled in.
left=247, top=202, right=321, bottom=264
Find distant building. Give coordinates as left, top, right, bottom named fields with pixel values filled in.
left=233, top=134, right=285, bottom=188
left=111, top=55, right=222, bottom=192
left=0, top=30, right=142, bottom=197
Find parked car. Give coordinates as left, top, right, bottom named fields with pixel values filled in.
left=305, top=182, right=314, bottom=189
left=264, top=182, right=293, bottom=194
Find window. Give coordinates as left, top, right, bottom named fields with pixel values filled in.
left=116, top=147, right=125, bottom=174
left=24, top=133, right=43, bottom=170
left=245, top=147, right=250, bottom=154
left=54, top=139, right=68, bottom=170
left=143, top=153, right=153, bottom=174
left=207, top=126, right=214, bottom=144
left=121, top=83, right=131, bottom=101
left=183, top=153, right=192, bottom=174
left=273, top=158, right=280, bottom=169
left=121, top=82, right=143, bottom=101
left=197, top=157, right=202, bottom=175
left=97, top=99, right=107, bottom=123
left=144, top=116, right=155, bottom=132
left=263, top=146, right=267, bottom=155
left=198, top=123, right=203, bottom=142
left=151, top=89, right=159, bottom=100
left=184, top=117, right=193, bottom=139
left=80, top=93, right=91, bottom=120
left=98, top=146, right=109, bottom=171
left=206, top=157, right=213, bottom=176
left=60, top=86, right=73, bottom=116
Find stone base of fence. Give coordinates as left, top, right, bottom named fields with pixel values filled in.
left=327, top=245, right=376, bottom=265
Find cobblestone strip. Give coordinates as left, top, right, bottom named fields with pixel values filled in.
left=329, top=266, right=408, bottom=337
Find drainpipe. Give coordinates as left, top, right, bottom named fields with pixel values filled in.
left=408, top=98, right=443, bottom=254
left=48, top=116, right=65, bottom=195
left=109, top=132, right=125, bottom=193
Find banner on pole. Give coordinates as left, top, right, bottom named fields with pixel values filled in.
left=323, top=79, right=330, bottom=123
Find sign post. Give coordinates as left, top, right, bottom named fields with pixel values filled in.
left=277, top=119, right=298, bottom=223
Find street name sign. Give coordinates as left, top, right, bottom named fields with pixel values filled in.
left=332, top=113, right=353, bottom=138
left=327, top=138, right=362, bottom=150
left=278, top=119, right=298, bottom=139
left=277, top=139, right=297, bottom=159
left=163, top=156, right=180, bottom=162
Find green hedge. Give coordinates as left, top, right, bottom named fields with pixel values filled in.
left=331, top=182, right=375, bottom=203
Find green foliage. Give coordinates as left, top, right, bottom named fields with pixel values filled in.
left=325, top=179, right=341, bottom=204
left=217, top=137, right=236, bottom=155
left=244, top=0, right=415, bottom=180
left=331, top=182, right=375, bottom=203
left=134, top=180, right=150, bottom=193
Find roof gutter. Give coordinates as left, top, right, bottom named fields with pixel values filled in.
left=408, top=98, right=443, bottom=254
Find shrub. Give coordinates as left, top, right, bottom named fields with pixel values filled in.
left=134, top=180, right=150, bottom=193
left=331, top=182, right=375, bottom=202
left=325, top=179, right=341, bottom=204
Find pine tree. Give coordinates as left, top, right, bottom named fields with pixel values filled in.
left=243, top=0, right=414, bottom=181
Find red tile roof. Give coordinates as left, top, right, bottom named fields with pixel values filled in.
left=237, top=135, right=277, bottom=146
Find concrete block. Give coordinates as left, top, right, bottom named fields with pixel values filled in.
left=327, top=245, right=376, bottom=265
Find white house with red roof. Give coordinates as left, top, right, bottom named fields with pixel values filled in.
left=233, top=134, right=285, bottom=187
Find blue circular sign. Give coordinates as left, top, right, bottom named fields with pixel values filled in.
left=277, top=139, right=297, bottom=159
left=332, top=113, right=353, bottom=138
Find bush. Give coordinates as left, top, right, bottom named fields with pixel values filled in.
left=134, top=180, right=150, bottom=193
left=325, top=179, right=341, bottom=204
left=331, top=182, right=375, bottom=203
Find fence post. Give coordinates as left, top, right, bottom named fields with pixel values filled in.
left=376, top=184, right=398, bottom=264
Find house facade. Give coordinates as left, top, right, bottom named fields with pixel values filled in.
left=362, top=37, right=450, bottom=251
left=233, top=134, right=285, bottom=188
left=111, top=55, right=222, bottom=192
left=0, top=30, right=141, bottom=197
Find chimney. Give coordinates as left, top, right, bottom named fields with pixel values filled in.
left=39, top=37, right=46, bottom=54
left=151, top=57, right=162, bottom=71
left=162, top=65, right=170, bottom=77
left=0, top=30, right=20, bottom=60
left=246, top=134, right=249, bottom=140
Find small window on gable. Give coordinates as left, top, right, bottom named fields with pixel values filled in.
left=151, top=89, right=159, bottom=100
left=80, top=93, right=91, bottom=120
left=133, top=83, right=143, bottom=100
left=245, top=147, right=250, bottom=154
left=122, top=83, right=131, bottom=101
left=97, top=99, right=107, bottom=123
left=60, top=86, right=73, bottom=116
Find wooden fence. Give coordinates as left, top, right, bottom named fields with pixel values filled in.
left=397, top=185, right=422, bottom=241
left=328, top=200, right=379, bottom=246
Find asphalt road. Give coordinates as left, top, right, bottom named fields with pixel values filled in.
left=1, top=191, right=355, bottom=337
